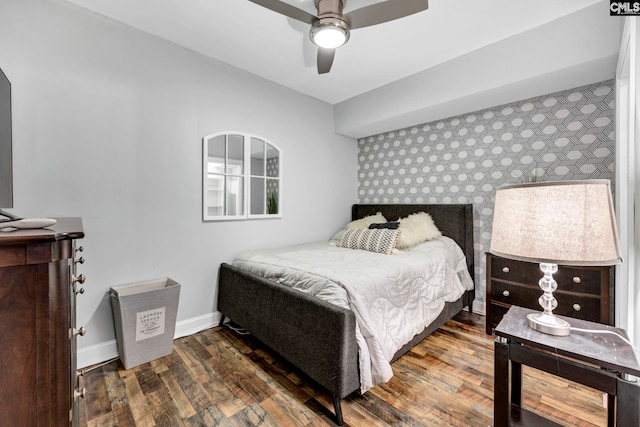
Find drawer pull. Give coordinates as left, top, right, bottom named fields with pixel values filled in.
left=72, top=274, right=86, bottom=285
left=573, top=276, right=582, bottom=284
left=573, top=304, right=581, bottom=312
left=502, top=266, right=510, bottom=273
left=74, top=387, right=86, bottom=400
left=502, top=290, right=510, bottom=297
left=75, top=245, right=84, bottom=253
left=75, top=256, right=85, bottom=265
left=74, top=286, right=85, bottom=296
left=73, top=327, right=87, bottom=338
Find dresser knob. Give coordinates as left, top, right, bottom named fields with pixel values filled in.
left=75, top=246, right=84, bottom=253
left=72, top=274, right=86, bottom=285
left=502, top=290, right=510, bottom=297
left=502, top=266, right=510, bottom=273
left=573, top=276, right=581, bottom=284
left=74, top=256, right=85, bottom=265
left=74, top=286, right=85, bottom=296
left=573, top=304, right=582, bottom=312
left=73, top=327, right=86, bottom=338
left=74, top=387, right=86, bottom=400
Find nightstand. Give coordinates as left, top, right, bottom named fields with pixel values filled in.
left=486, top=252, right=612, bottom=335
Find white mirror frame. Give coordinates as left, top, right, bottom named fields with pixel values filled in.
left=202, top=131, right=282, bottom=221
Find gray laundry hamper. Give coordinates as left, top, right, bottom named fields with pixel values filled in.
left=110, top=278, right=181, bottom=369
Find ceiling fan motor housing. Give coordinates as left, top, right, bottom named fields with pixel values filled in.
left=314, top=0, right=350, bottom=28
left=315, top=0, right=345, bottom=17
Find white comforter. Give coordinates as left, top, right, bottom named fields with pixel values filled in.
left=232, top=236, right=474, bottom=393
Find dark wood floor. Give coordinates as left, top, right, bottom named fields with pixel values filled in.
left=79, top=312, right=607, bottom=426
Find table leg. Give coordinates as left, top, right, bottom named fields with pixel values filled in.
left=616, top=378, right=639, bottom=427
left=607, top=393, right=615, bottom=427
left=494, top=339, right=510, bottom=427
left=511, top=354, right=522, bottom=408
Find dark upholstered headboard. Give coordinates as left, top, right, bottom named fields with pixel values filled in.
left=352, top=204, right=474, bottom=278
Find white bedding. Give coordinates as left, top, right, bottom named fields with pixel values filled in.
left=232, top=236, right=474, bottom=393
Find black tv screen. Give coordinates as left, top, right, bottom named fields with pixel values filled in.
left=0, top=67, right=12, bottom=209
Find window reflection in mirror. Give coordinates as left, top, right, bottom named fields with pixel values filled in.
left=204, top=134, right=245, bottom=218
left=203, top=132, right=281, bottom=221
left=265, top=144, right=279, bottom=215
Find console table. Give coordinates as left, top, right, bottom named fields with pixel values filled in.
left=494, top=305, right=639, bottom=427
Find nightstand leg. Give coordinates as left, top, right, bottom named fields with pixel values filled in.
left=607, top=393, right=615, bottom=427
left=511, top=354, right=522, bottom=408
left=616, top=378, right=639, bottom=427
left=494, top=339, right=510, bottom=427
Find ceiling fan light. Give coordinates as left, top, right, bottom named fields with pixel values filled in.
left=310, top=18, right=350, bottom=49
left=313, top=27, right=346, bottom=48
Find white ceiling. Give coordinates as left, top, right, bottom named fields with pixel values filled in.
left=61, top=0, right=604, bottom=105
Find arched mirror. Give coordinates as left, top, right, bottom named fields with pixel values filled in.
left=203, top=132, right=281, bottom=221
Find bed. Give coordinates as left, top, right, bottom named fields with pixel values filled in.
left=217, top=204, right=475, bottom=425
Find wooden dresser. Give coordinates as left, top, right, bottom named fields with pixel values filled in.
left=486, top=252, right=612, bottom=335
left=0, top=218, right=86, bottom=426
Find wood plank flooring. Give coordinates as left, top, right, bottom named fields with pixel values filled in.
left=79, top=312, right=607, bottom=426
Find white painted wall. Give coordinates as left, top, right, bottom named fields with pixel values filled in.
left=0, top=0, right=358, bottom=366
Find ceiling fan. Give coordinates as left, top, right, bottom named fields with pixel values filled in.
left=249, top=0, right=429, bottom=74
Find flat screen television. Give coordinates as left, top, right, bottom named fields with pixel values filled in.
left=0, top=67, right=13, bottom=220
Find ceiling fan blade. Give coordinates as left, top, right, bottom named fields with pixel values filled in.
left=317, top=48, right=335, bottom=74
left=249, top=0, right=316, bottom=24
left=346, top=0, right=428, bottom=29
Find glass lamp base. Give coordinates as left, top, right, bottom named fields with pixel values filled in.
left=527, top=312, right=571, bottom=336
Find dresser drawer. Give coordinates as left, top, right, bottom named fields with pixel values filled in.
left=552, top=293, right=602, bottom=322
left=490, top=256, right=540, bottom=284
left=491, top=280, right=601, bottom=322
left=485, top=252, right=611, bottom=334
left=490, top=257, right=603, bottom=295
left=491, top=281, right=540, bottom=309
left=553, top=267, right=604, bottom=295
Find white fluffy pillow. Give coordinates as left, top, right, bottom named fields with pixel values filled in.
left=345, top=212, right=387, bottom=230
left=395, top=212, right=442, bottom=249
left=330, top=229, right=346, bottom=241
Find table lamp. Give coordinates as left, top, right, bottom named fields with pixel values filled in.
left=490, top=180, right=622, bottom=336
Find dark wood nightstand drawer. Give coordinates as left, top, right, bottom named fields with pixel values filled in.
left=490, top=281, right=539, bottom=308
left=489, top=256, right=539, bottom=284
left=553, top=267, right=604, bottom=295
left=490, top=256, right=603, bottom=295
left=485, top=252, right=611, bottom=334
left=552, top=293, right=602, bottom=321
left=490, top=281, right=601, bottom=321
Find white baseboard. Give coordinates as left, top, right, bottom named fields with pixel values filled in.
left=77, top=340, right=119, bottom=369
left=174, top=311, right=222, bottom=339
left=77, top=311, right=222, bottom=369
left=472, top=299, right=486, bottom=316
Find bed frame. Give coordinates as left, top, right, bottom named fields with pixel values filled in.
left=218, top=204, right=475, bottom=425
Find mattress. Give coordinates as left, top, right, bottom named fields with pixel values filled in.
left=232, top=235, right=474, bottom=392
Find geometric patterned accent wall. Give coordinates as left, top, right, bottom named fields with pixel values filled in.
left=266, top=156, right=279, bottom=196
left=357, top=80, right=615, bottom=308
